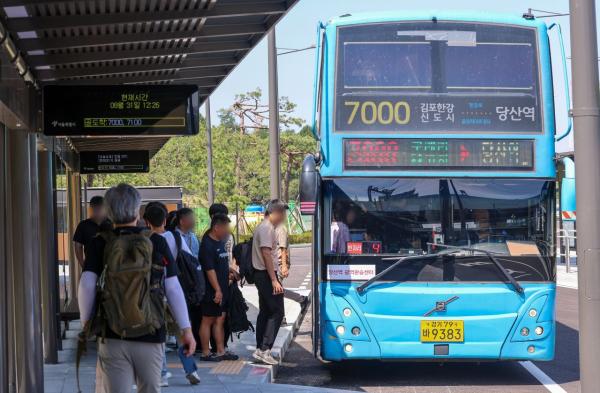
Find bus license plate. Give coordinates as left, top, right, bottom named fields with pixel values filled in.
left=420, top=320, right=464, bottom=342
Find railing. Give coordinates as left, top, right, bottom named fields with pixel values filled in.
left=557, top=229, right=577, bottom=273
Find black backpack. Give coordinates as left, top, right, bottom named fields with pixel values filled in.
left=227, top=283, right=254, bottom=340
left=172, top=231, right=205, bottom=306
left=232, top=237, right=255, bottom=285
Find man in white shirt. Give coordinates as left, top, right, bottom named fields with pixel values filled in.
left=251, top=200, right=287, bottom=365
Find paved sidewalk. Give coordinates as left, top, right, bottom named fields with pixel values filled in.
left=557, top=263, right=578, bottom=289
left=44, top=285, right=320, bottom=393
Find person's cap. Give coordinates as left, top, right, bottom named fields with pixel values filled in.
left=90, top=195, right=104, bottom=207
left=265, top=199, right=289, bottom=214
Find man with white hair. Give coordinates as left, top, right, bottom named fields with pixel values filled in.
left=78, top=183, right=196, bottom=393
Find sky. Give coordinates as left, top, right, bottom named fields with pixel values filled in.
left=203, top=0, right=596, bottom=153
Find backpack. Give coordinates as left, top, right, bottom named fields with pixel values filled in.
left=227, top=283, right=254, bottom=340
left=95, top=229, right=165, bottom=338
left=77, top=229, right=165, bottom=393
left=232, top=237, right=255, bottom=284
left=173, top=231, right=206, bottom=306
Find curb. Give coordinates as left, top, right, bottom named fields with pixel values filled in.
left=250, top=290, right=311, bottom=382
left=290, top=243, right=312, bottom=248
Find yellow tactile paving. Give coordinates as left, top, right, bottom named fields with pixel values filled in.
left=209, top=360, right=245, bottom=375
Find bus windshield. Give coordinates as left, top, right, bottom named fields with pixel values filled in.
left=325, top=178, right=554, bottom=258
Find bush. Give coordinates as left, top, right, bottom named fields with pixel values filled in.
left=236, top=231, right=312, bottom=245
left=290, top=232, right=312, bottom=244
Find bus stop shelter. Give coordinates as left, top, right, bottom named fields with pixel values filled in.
left=0, top=1, right=298, bottom=391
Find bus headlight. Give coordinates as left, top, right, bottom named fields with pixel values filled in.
left=527, top=345, right=535, bottom=353
left=344, top=344, right=353, bottom=353
left=521, top=327, right=530, bottom=336
left=528, top=309, right=538, bottom=318
left=343, top=308, right=352, bottom=317
left=535, top=326, right=544, bottom=335
left=336, top=325, right=345, bottom=335
left=351, top=327, right=361, bottom=336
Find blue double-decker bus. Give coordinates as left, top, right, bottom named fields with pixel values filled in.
left=300, top=12, right=567, bottom=361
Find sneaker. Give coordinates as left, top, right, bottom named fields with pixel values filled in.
left=252, top=349, right=278, bottom=365
left=186, top=371, right=201, bottom=385
left=159, top=376, right=169, bottom=387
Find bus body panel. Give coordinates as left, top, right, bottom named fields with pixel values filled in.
left=320, top=282, right=555, bottom=361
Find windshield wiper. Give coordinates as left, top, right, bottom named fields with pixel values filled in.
left=357, top=250, right=459, bottom=294
left=427, top=243, right=524, bottom=294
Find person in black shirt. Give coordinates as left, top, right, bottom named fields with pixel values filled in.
left=78, top=184, right=195, bottom=393
left=73, top=195, right=111, bottom=268
left=198, top=214, right=238, bottom=361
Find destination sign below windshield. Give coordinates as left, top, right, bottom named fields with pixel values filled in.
left=344, top=139, right=534, bottom=171
left=336, top=96, right=540, bottom=132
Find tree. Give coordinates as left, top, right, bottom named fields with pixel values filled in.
left=89, top=88, right=315, bottom=207
left=280, top=129, right=317, bottom=201
left=217, top=88, right=303, bottom=201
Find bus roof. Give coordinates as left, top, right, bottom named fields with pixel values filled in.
left=325, top=11, right=546, bottom=30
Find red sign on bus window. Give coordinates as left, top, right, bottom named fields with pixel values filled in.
left=347, top=241, right=382, bottom=254
left=347, top=242, right=363, bottom=255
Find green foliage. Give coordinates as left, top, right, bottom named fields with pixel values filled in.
left=90, top=88, right=318, bottom=208
left=289, top=231, right=313, bottom=244
left=238, top=231, right=312, bottom=245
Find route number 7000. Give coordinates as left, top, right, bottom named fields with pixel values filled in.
left=344, top=100, right=411, bottom=126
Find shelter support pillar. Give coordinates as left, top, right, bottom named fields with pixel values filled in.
left=206, top=97, right=215, bottom=205
left=39, top=150, right=59, bottom=364
left=7, top=130, right=44, bottom=393
left=0, top=125, right=10, bottom=393
left=268, top=29, right=281, bottom=200
left=570, top=0, right=600, bottom=391
left=65, top=169, right=82, bottom=312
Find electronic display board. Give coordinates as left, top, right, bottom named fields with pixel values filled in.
left=80, top=151, right=149, bottom=174
left=335, top=22, right=541, bottom=133
left=344, top=139, right=534, bottom=171
left=43, top=85, right=199, bottom=136
left=336, top=96, right=540, bottom=132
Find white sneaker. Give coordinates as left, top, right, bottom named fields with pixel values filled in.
left=186, top=371, right=201, bottom=385
left=252, top=349, right=278, bottom=365
left=159, top=372, right=171, bottom=387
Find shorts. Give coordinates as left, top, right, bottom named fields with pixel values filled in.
left=201, top=299, right=227, bottom=317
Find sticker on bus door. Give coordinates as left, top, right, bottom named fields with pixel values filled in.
left=327, top=265, right=376, bottom=281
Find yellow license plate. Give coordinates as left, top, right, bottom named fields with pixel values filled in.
left=420, top=320, right=464, bottom=342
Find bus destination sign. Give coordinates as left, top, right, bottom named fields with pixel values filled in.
left=43, top=85, right=199, bottom=136
left=336, top=96, right=540, bottom=133
left=344, top=139, right=534, bottom=171
left=80, top=150, right=150, bottom=174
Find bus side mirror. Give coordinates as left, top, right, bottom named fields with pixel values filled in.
left=299, top=154, right=320, bottom=216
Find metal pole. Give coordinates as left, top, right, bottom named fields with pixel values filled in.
left=268, top=28, right=281, bottom=200
left=39, top=150, right=59, bottom=364
left=8, top=131, right=44, bottom=392
left=205, top=97, right=215, bottom=205
left=0, top=126, right=8, bottom=393
left=570, top=0, right=600, bottom=391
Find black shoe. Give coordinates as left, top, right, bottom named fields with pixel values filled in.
left=200, top=353, right=221, bottom=362
left=221, top=351, right=239, bottom=361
